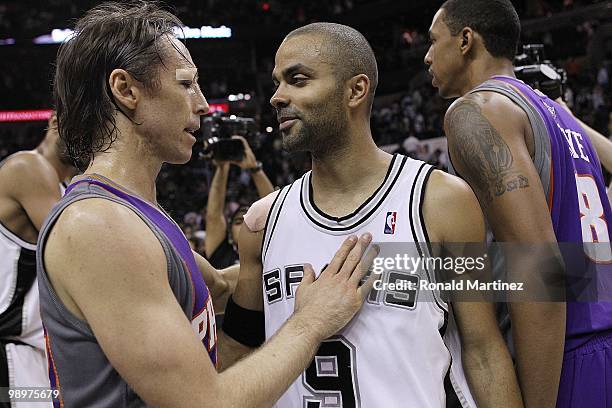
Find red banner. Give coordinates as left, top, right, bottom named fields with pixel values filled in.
left=0, top=110, right=53, bottom=122
left=1, top=104, right=228, bottom=123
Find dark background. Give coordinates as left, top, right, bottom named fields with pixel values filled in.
left=0, top=0, right=610, bottom=233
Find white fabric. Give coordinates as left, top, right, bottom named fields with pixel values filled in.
left=260, top=155, right=476, bottom=408
left=6, top=343, right=52, bottom=408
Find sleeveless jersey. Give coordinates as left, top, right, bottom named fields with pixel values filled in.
left=36, top=175, right=217, bottom=407
left=459, top=76, right=612, bottom=351
left=0, top=155, right=44, bottom=350
left=261, top=154, right=476, bottom=408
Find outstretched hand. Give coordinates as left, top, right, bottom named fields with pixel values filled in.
left=294, top=233, right=380, bottom=340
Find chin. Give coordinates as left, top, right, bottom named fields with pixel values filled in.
left=437, top=87, right=456, bottom=100
left=167, top=151, right=193, bottom=165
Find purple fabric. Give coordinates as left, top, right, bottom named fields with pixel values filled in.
left=556, top=332, right=612, bottom=408
left=65, top=177, right=217, bottom=365
left=493, top=76, right=612, bottom=350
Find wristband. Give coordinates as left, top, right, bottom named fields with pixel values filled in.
left=222, top=295, right=265, bottom=347
left=248, top=161, right=263, bottom=174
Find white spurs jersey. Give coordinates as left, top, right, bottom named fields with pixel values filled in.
left=0, top=155, right=63, bottom=351
left=260, top=154, right=476, bottom=408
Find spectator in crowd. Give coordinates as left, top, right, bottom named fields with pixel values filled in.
left=205, top=136, right=274, bottom=268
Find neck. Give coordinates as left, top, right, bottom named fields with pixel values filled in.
left=460, top=57, right=516, bottom=96
left=35, top=140, right=76, bottom=184
left=84, top=127, right=162, bottom=204
left=310, top=124, right=391, bottom=196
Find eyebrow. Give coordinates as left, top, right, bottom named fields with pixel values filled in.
left=272, top=63, right=314, bottom=82
left=176, top=68, right=198, bottom=81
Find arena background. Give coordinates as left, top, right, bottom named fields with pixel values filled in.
left=0, top=0, right=610, bottom=250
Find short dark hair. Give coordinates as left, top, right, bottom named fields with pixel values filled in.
left=285, top=23, right=378, bottom=110
left=53, top=1, right=184, bottom=170
left=441, top=0, right=520, bottom=61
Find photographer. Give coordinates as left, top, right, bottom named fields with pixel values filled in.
left=204, top=136, right=274, bottom=268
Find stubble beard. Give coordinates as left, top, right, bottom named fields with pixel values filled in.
left=282, top=97, right=348, bottom=157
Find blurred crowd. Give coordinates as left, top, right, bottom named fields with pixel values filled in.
left=0, top=0, right=610, bottom=256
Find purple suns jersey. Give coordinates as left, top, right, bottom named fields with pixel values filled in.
left=472, top=76, right=612, bottom=350
left=36, top=175, right=216, bottom=407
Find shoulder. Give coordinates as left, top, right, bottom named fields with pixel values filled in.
left=445, top=90, right=528, bottom=133
left=243, top=189, right=280, bottom=233
left=46, top=198, right=163, bottom=262
left=1, top=151, right=55, bottom=176
left=0, top=151, right=59, bottom=193
left=424, top=170, right=479, bottom=212
left=423, top=170, right=485, bottom=243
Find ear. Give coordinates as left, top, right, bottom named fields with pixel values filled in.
left=347, top=74, right=370, bottom=109
left=48, top=113, right=58, bottom=129
left=108, top=69, right=141, bottom=111
left=459, top=27, right=475, bottom=56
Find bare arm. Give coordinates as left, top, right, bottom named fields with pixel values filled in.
left=251, top=168, right=275, bottom=198
left=230, top=136, right=275, bottom=197
left=4, top=153, right=62, bottom=231
left=45, top=199, right=376, bottom=408
left=204, top=162, right=229, bottom=257
left=192, top=251, right=238, bottom=313
left=556, top=99, right=612, bottom=173
left=445, top=93, right=565, bottom=408
left=424, top=171, right=522, bottom=407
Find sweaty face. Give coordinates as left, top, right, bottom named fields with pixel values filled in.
left=424, top=9, right=464, bottom=98
left=270, top=34, right=348, bottom=155
left=134, top=36, right=209, bottom=164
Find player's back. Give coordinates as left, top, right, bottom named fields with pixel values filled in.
left=472, top=76, right=612, bottom=350
left=260, top=154, right=476, bottom=408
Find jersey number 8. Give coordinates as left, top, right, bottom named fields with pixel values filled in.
left=575, top=175, right=612, bottom=263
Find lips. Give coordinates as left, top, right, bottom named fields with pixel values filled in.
left=428, top=70, right=437, bottom=87
left=279, top=118, right=297, bottom=131
left=184, top=125, right=200, bottom=134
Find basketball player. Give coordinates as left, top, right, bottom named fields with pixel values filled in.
left=221, top=23, right=522, bottom=407
left=0, top=113, right=77, bottom=407
left=37, top=2, right=380, bottom=407
left=424, top=0, right=612, bottom=406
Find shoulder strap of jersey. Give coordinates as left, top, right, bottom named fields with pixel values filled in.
left=261, top=182, right=295, bottom=264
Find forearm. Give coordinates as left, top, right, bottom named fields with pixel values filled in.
left=207, top=164, right=230, bottom=216
left=217, top=330, right=255, bottom=371
left=505, top=245, right=565, bottom=408
left=217, top=313, right=321, bottom=408
left=463, top=342, right=523, bottom=408
left=251, top=169, right=275, bottom=197
left=510, top=302, right=565, bottom=408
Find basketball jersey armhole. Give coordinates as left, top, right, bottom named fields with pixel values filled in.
left=244, top=190, right=280, bottom=233
left=37, top=190, right=184, bottom=335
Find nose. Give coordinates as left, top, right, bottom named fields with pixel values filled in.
left=270, top=85, right=289, bottom=109
left=194, top=85, right=209, bottom=116
left=424, top=47, right=432, bottom=66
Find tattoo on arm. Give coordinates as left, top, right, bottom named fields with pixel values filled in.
left=447, top=96, right=529, bottom=206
